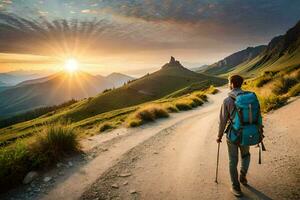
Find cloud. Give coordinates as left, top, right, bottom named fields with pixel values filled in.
left=0, top=0, right=299, bottom=66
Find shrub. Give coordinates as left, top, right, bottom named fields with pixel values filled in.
left=259, top=95, right=288, bottom=113
left=99, top=123, right=114, bottom=132
left=31, top=124, right=80, bottom=167
left=272, top=77, right=298, bottom=95
left=288, top=83, right=300, bottom=97
left=126, top=105, right=169, bottom=127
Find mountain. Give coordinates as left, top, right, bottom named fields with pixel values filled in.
left=201, top=45, right=267, bottom=75
left=203, top=20, right=300, bottom=77
left=229, top=20, right=300, bottom=76
left=63, top=57, right=226, bottom=121
left=105, top=73, right=135, bottom=88
left=190, top=65, right=209, bottom=72
left=0, top=71, right=112, bottom=116
left=0, top=70, right=52, bottom=86
left=17, top=73, right=60, bottom=86
left=0, top=80, right=7, bottom=87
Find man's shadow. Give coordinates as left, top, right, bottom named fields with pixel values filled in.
left=238, top=185, right=273, bottom=200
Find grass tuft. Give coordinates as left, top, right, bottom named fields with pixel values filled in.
left=163, top=103, right=179, bottom=113
left=126, top=105, right=169, bottom=127
left=272, top=76, right=298, bottom=95
left=0, top=123, right=80, bottom=192
left=99, top=123, right=114, bottom=132
left=206, top=85, right=219, bottom=94
left=288, top=83, right=300, bottom=97
left=30, top=124, right=80, bottom=167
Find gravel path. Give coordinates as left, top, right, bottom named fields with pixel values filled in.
left=81, top=95, right=300, bottom=200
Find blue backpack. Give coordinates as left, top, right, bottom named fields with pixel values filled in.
left=227, top=92, right=264, bottom=146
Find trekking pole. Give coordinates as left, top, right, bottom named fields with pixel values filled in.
left=215, top=142, right=220, bottom=183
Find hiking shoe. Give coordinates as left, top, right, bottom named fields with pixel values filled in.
left=240, top=174, right=248, bottom=186
left=231, top=187, right=243, bottom=197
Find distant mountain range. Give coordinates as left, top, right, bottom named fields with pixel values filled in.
left=200, top=20, right=300, bottom=77
left=0, top=70, right=53, bottom=86
left=0, top=71, right=134, bottom=117
left=99, top=73, right=135, bottom=88
left=201, top=46, right=267, bottom=75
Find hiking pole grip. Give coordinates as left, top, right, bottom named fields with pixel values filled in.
left=215, top=143, right=220, bottom=183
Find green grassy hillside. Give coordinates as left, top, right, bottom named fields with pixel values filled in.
left=200, top=45, right=266, bottom=75
left=223, top=20, right=300, bottom=77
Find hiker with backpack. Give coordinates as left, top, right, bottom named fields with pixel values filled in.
left=216, top=75, right=264, bottom=197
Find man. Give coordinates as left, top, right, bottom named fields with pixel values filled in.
left=217, top=75, right=250, bottom=197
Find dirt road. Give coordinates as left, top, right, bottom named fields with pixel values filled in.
left=81, top=90, right=300, bottom=200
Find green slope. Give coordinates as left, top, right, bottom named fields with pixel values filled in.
left=223, top=20, right=300, bottom=77
left=200, top=45, right=266, bottom=75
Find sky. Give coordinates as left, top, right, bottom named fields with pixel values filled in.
left=0, top=0, right=299, bottom=76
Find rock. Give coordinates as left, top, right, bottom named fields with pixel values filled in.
left=43, top=176, right=52, bottom=182
left=23, top=171, right=39, bottom=184
left=170, top=56, right=176, bottom=63
left=130, top=189, right=137, bottom=194
left=58, top=171, right=65, bottom=176
left=153, top=151, right=159, bottom=154
left=111, top=184, right=119, bottom=189
left=119, top=172, right=132, bottom=177
left=68, top=161, right=73, bottom=167
left=123, top=181, right=128, bottom=185
left=56, top=162, right=63, bottom=168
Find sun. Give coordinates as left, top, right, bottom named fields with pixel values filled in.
left=64, top=58, right=78, bottom=73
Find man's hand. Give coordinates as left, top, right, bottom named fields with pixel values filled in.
left=216, top=137, right=222, bottom=143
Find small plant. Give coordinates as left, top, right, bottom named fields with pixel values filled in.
left=99, top=123, right=114, bottom=132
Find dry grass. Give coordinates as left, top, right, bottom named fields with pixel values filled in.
left=99, top=123, right=114, bottom=132
left=288, top=83, right=300, bottom=97
left=126, top=105, right=169, bottom=127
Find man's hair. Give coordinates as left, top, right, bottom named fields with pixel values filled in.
left=229, top=75, right=244, bottom=88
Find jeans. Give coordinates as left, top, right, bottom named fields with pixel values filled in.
left=227, top=139, right=250, bottom=189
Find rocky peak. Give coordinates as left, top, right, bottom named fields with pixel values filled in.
left=170, top=56, right=176, bottom=64
left=162, top=56, right=184, bottom=69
